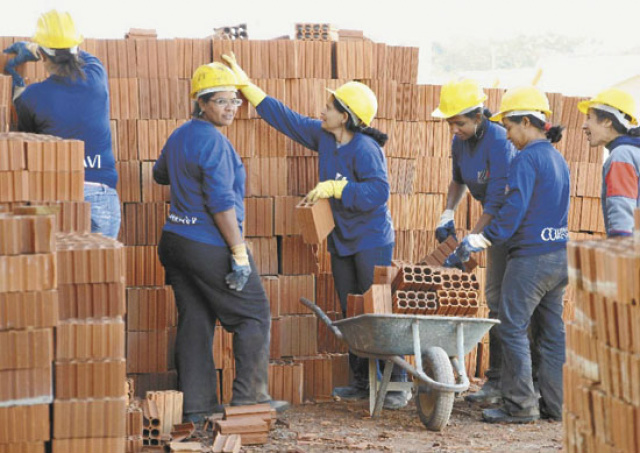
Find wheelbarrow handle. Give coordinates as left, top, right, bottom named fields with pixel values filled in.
left=299, top=297, right=343, bottom=340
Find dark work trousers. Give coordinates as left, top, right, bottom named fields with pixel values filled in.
left=158, top=231, right=272, bottom=415
left=330, top=243, right=407, bottom=388
left=499, top=249, right=567, bottom=418
left=484, top=243, right=508, bottom=384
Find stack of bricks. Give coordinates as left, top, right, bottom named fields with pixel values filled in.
left=295, top=23, right=339, bottom=41
left=563, top=221, right=640, bottom=453
left=0, top=25, right=607, bottom=406
left=214, top=404, right=276, bottom=446
left=54, top=232, right=127, bottom=453
left=0, top=210, right=57, bottom=453
left=213, top=24, right=248, bottom=41
left=0, top=75, right=11, bottom=132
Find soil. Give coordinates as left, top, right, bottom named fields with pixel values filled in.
left=244, top=383, right=563, bottom=453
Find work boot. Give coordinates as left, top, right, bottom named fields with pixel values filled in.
left=464, top=381, right=502, bottom=404
left=383, top=390, right=411, bottom=410
left=482, top=407, right=539, bottom=424
left=332, top=384, right=369, bottom=400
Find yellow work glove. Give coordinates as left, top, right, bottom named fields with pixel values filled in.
left=222, top=52, right=266, bottom=107
left=307, top=180, right=348, bottom=203
left=225, top=243, right=251, bottom=291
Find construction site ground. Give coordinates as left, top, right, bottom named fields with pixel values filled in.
left=244, top=381, right=562, bottom=453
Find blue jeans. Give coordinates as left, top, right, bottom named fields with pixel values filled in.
left=499, top=249, right=567, bottom=418
left=484, top=243, right=508, bottom=383
left=84, top=184, right=121, bottom=239
left=331, top=243, right=406, bottom=386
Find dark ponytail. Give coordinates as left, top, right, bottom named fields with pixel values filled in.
left=333, top=97, right=388, bottom=147
left=192, top=92, right=215, bottom=118
left=507, top=114, right=564, bottom=144
left=43, top=48, right=85, bottom=81
left=593, top=109, right=640, bottom=137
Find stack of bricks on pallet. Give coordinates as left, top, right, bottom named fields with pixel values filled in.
left=563, top=217, right=640, bottom=453
left=214, top=404, right=276, bottom=446
left=0, top=210, right=57, bottom=453
left=0, top=26, right=608, bottom=412
left=54, top=232, right=127, bottom=453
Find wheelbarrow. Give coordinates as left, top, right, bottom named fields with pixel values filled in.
left=300, top=297, right=499, bottom=431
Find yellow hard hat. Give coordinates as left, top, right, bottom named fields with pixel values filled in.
left=190, top=62, right=240, bottom=99
left=33, top=10, right=83, bottom=50
left=490, top=86, right=552, bottom=122
left=432, top=79, right=487, bottom=119
left=327, top=81, right=378, bottom=126
left=577, top=87, right=638, bottom=126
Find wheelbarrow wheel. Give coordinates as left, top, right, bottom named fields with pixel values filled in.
left=415, top=346, right=455, bottom=431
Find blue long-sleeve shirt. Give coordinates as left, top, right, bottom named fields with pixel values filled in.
left=153, top=119, right=246, bottom=246
left=601, top=135, right=640, bottom=237
left=451, top=119, right=516, bottom=216
left=483, top=139, right=570, bottom=257
left=256, top=96, right=394, bottom=256
left=15, top=51, right=117, bottom=188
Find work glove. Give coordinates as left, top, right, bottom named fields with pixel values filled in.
left=3, top=42, right=39, bottom=88
left=221, top=52, right=266, bottom=107
left=225, top=243, right=252, bottom=291
left=307, top=179, right=348, bottom=203
left=444, top=233, right=491, bottom=269
left=435, top=209, right=457, bottom=243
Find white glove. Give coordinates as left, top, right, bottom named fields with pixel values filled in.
left=438, top=209, right=455, bottom=228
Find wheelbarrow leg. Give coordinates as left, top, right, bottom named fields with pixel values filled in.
left=372, top=360, right=394, bottom=417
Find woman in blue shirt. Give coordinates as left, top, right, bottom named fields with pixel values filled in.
left=222, top=53, right=408, bottom=410
left=154, top=62, right=286, bottom=423
left=6, top=10, right=120, bottom=238
left=452, top=86, right=570, bottom=424
left=434, top=79, right=516, bottom=403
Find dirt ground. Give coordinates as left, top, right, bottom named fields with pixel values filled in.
left=244, top=383, right=563, bottom=453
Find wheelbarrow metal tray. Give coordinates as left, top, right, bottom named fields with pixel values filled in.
left=333, top=314, right=498, bottom=357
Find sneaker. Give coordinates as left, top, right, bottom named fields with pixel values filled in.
left=332, top=385, right=369, bottom=400
left=482, top=407, right=539, bottom=424
left=383, top=390, right=411, bottom=410
left=465, top=381, right=502, bottom=404
left=267, top=400, right=290, bottom=413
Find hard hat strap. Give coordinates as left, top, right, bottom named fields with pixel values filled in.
left=591, top=103, right=632, bottom=131
left=458, top=103, right=484, bottom=116
left=504, top=110, right=547, bottom=123
left=197, top=86, right=238, bottom=98
left=39, top=45, right=79, bottom=56
left=334, top=96, right=362, bottom=127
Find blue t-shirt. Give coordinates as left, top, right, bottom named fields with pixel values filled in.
left=483, top=139, right=570, bottom=257
left=15, top=51, right=117, bottom=188
left=256, top=96, right=395, bottom=256
left=451, top=120, right=516, bottom=216
left=153, top=119, right=246, bottom=246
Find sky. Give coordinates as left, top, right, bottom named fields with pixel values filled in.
left=3, top=0, right=640, bottom=95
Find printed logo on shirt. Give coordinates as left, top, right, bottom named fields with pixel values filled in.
left=477, top=169, right=489, bottom=184
left=84, top=155, right=101, bottom=169
left=168, top=213, right=198, bottom=226
left=335, top=172, right=347, bottom=181
left=504, top=184, right=510, bottom=194
left=540, top=227, right=568, bottom=242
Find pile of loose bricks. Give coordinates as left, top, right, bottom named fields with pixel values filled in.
left=563, top=212, right=640, bottom=453
left=0, top=22, right=611, bottom=451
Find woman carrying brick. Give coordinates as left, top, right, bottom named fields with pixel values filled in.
left=579, top=84, right=640, bottom=237
left=451, top=86, right=570, bottom=423
left=222, top=53, right=409, bottom=409
left=4, top=10, right=120, bottom=238
left=154, top=62, right=287, bottom=424
left=433, top=79, right=516, bottom=404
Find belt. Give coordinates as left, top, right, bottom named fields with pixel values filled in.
left=84, top=181, right=110, bottom=189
